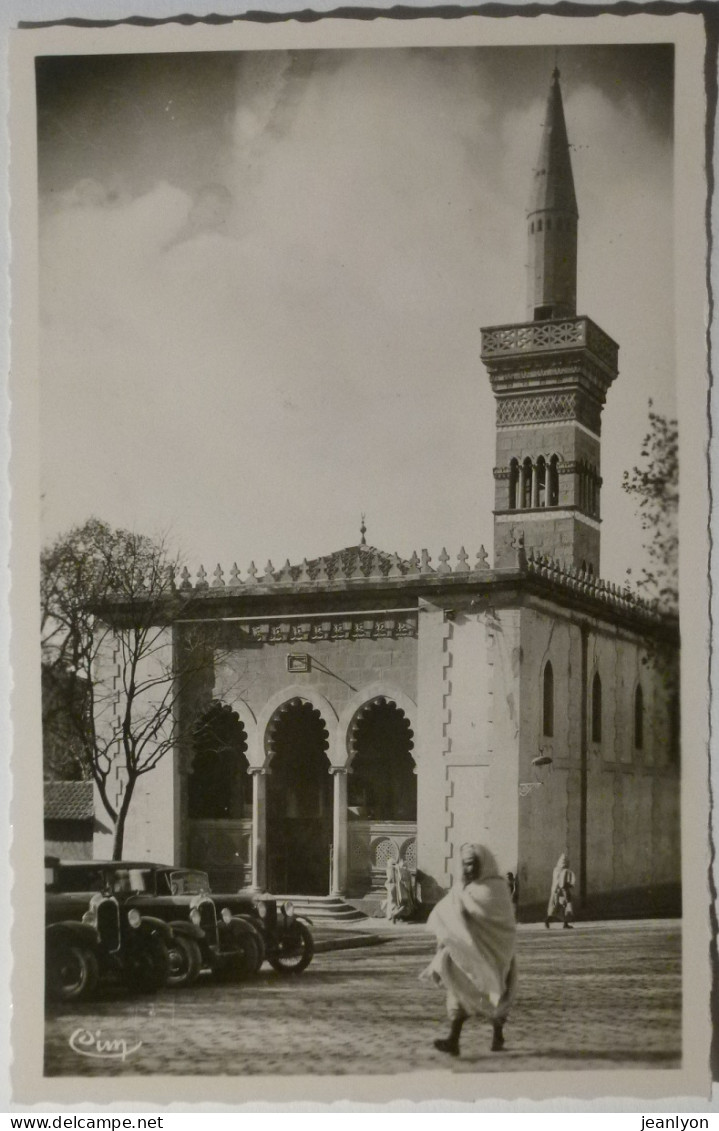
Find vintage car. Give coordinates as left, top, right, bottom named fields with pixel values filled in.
left=48, top=860, right=298, bottom=987
left=45, top=860, right=172, bottom=1001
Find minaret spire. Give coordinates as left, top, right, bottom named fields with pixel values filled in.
left=526, top=67, right=579, bottom=321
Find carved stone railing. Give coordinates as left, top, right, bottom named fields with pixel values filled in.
left=480, top=316, right=618, bottom=372
left=174, top=545, right=492, bottom=593
left=525, top=548, right=663, bottom=622
left=187, top=818, right=253, bottom=889
left=348, top=820, right=417, bottom=894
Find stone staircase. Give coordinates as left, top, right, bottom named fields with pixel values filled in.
left=278, top=894, right=369, bottom=923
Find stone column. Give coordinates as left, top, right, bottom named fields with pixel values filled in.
left=248, top=768, right=269, bottom=893
left=329, top=767, right=350, bottom=898
left=531, top=462, right=539, bottom=508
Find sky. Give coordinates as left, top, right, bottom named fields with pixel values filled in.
left=36, top=44, right=675, bottom=585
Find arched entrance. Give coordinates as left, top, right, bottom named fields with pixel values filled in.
left=187, top=701, right=252, bottom=888
left=346, top=696, right=417, bottom=895
left=348, top=697, right=416, bottom=819
left=266, top=698, right=332, bottom=894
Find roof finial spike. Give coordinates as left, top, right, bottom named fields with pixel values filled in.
left=360, top=513, right=367, bottom=546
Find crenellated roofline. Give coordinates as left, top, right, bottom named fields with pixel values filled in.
left=98, top=538, right=678, bottom=643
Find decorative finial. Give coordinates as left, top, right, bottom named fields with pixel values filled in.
left=360, top=513, right=367, bottom=546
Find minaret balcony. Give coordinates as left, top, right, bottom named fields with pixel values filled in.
left=480, top=315, right=618, bottom=377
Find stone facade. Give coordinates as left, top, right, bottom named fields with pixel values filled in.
left=93, top=554, right=680, bottom=917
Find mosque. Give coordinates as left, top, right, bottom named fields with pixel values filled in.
left=94, top=69, right=680, bottom=918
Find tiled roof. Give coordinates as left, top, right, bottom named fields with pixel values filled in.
left=44, top=780, right=94, bottom=822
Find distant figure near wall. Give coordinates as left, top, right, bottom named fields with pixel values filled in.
left=382, top=859, right=416, bottom=922
left=545, top=853, right=576, bottom=929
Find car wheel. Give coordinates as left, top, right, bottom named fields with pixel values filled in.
left=125, top=932, right=170, bottom=993
left=214, top=927, right=262, bottom=983
left=166, top=935, right=202, bottom=988
left=47, top=943, right=99, bottom=1002
left=231, top=917, right=266, bottom=973
left=268, top=922, right=314, bottom=975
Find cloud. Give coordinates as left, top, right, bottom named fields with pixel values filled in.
left=39, top=48, right=674, bottom=581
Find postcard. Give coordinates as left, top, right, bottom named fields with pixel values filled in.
left=5, top=6, right=712, bottom=1108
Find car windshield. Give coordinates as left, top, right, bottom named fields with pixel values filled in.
left=167, top=870, right=211, bottom=895
left=110, top=869, right=156, bottom=895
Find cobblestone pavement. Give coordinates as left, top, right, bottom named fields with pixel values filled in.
left=44, top=920, right=680, bottom=1077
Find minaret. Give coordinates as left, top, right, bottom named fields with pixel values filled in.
left=526, top=66, right=578, bottom=321
left=481, top=68, right=618, bottom=574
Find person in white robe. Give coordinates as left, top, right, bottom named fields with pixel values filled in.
left=421, top=843, right=517, bottom=1056
left=382, top=859, right=416, bottom=922
left=545, top=852, right=576, bottom=929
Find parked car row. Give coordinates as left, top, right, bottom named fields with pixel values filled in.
left=45, top=858, right=315, bottom=1002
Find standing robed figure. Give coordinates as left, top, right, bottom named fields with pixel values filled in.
left=421, top=843, right=517, bottom=1057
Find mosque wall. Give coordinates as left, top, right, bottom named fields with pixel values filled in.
left=516, top=605, right=680, bottom=915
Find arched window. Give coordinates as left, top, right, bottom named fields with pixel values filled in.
left=543, top=662, right=554, bottom=738
left=522, top=457, right=533, bottom=509
left=548, top=455, right=559, bottom=507
left=537, top=219, right=543, bottom=232
left=634, top=685, right=644, bottom=750
left=189, top=702, right=250, bottom=820
left=508, top=458, right=519, bottom=509
left=591, top=672, right=602, bottom=743
left=537, top=456, right=547, bottom=507
left=530, top=222, right=534, bottom=234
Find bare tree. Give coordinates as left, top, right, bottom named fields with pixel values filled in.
left=622, top=402, right=678, bottom=615
left=41, top=518, right=211, bottom=858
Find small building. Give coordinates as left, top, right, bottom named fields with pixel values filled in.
left=44, top=780, right=95, bottom=860
left=93, top=69, right=680, bottom=918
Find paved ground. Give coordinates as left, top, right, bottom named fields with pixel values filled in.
left=44, top=919, right=680, bottom=1077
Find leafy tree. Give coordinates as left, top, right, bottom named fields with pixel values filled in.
left=41, top=518, right=211, bottom=858
left=622, top=403, right=678, bottom=615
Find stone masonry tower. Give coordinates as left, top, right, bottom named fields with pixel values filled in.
left=481, top=68, right=618, bottom=574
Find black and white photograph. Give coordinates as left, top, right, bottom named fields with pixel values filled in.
left=6, top=11, right=711, bottom=1106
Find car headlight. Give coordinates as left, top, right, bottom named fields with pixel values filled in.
left=282, top=900, right=295, bottom=920
left=127, top=909, right=142, bottom=929
left=257, top=902, right=268, bottom=920
left=221, top=907, right=232, bottom=925
left=190, top=908, right=202, bottom=927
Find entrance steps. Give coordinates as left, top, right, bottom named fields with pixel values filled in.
left=280, top=894, right=369, bottom=922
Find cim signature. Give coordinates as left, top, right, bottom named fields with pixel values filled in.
left=69, top=1028, right=142, bottom=1061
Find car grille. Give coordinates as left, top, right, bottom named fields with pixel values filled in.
left=198, top=898, right=218, bottom=947
left=96, top=899, right=121, bottom=952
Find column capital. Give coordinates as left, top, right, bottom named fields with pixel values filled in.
left=328, top=765, right=352, bottom=776
left=248, top=765, right=271, bottom=776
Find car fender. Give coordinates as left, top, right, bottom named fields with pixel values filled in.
left=46, top=920, right=99, bottom=950
left=228, top=913, right=261, bottom=932
left=221, top=914, right=258, bottom=938
left=279, top=914, right=313, bottom=930
left=167, top=919, right=205, bottom=942
left=136, top=915, right=173, bottom=943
